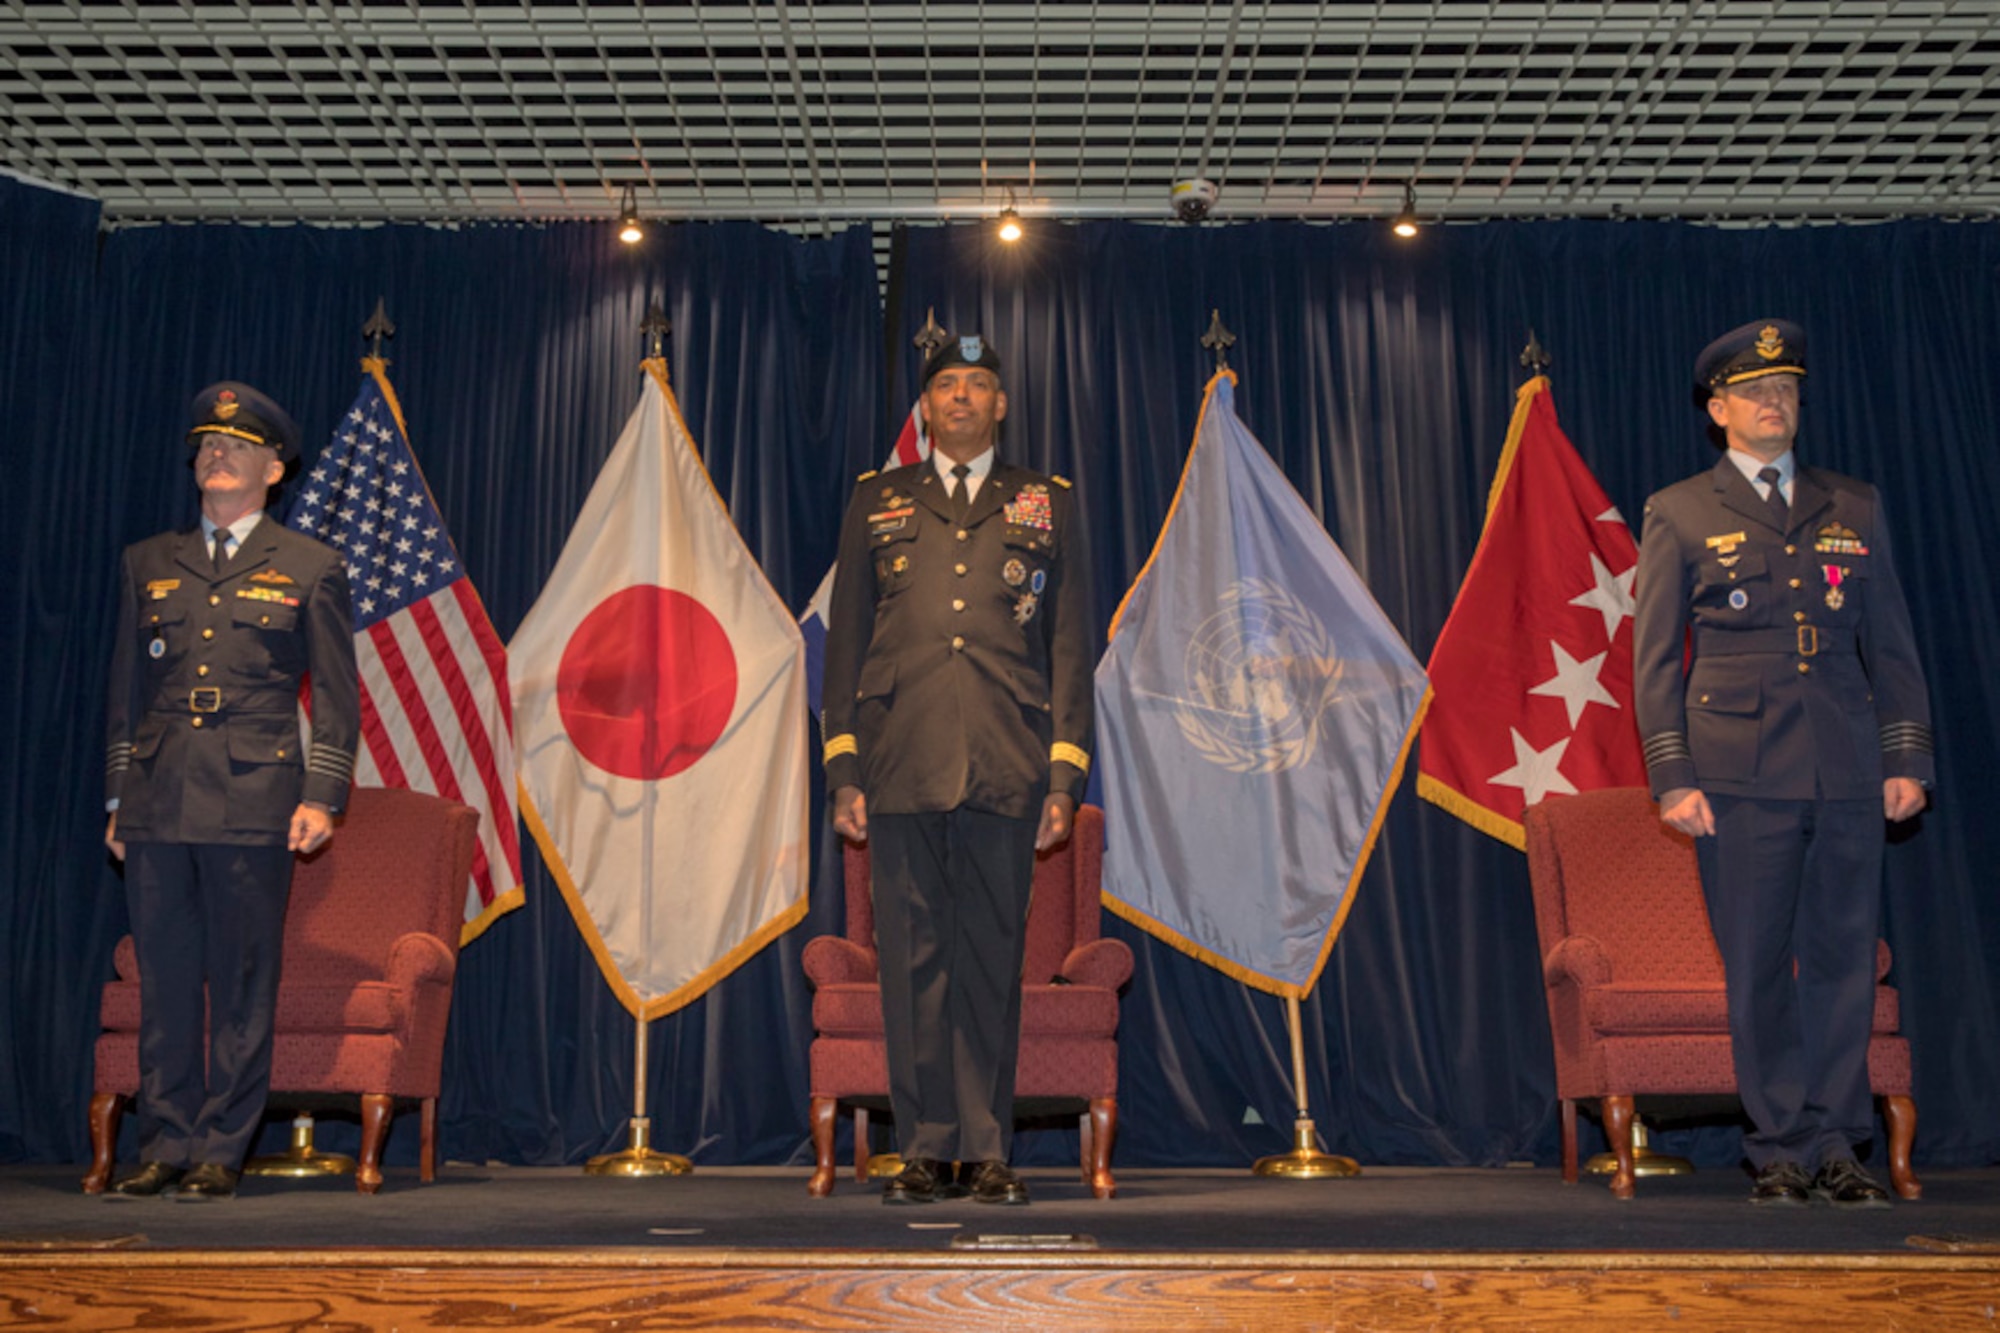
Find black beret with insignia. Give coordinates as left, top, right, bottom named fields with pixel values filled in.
left=921, top=334, right=1003, bottom=389
left=1694, top=319, right=1807, bottom=402
left=186, top=381, right=301, bottom=463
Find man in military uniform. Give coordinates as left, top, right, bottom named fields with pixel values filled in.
left=102, top=382, right=360, bottom=1201
left=1633, top=320, right=1934, bottom=1208
left=821, top=336, right=1094, bottom=1206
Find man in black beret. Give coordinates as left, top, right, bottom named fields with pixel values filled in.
left=1633, top=321, right=1934, bottom=1208
left=821, top=336, right=1095, bottom=1206
left=100, top=382, right=360, bottom=1200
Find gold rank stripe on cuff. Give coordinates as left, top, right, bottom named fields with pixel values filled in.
left=1642, top=731, right=1692, bottom=766
left=106, top=742, right=132, bottom=778
left=1051, top=742, right=1091, bottom=774
left=1880, top=721, right=1935, bottom=754
left=823, top=734, right=858, bottom=763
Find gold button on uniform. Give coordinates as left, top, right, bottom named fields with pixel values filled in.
left=1789, top=578, right=1802, bottom=589
left=197, top=664, right=210, bottom=677
left=209, top=594, right=221, bottom=607
left=954, top=563, right=968, bottom=576
left=956, top=529, right=969, bottom=542
left=951, top=636, right=965, bottom=651
left=201, top=628, right=214, bottom=641
left=952, top=599, right=966, bottom=612
left=191, top=716, right=204, bottom=728
left=1798, top=663, right=1811, bottom=674
left=1794, top=611, right=1806, bottom=623
left=1785, top=544, right=1797, bottom=555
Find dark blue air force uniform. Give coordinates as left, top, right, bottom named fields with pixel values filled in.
left=103, top=383, right=360, bottom=1172
left=820, top=350, right=1094, bottom=1166
left=1633, top=324, right=1934, bottom=1175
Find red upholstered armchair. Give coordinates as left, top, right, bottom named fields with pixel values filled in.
left=1524, top=787, right=1917, bottom=1200
left=804, top=803, right=1132, bottom=1199
left=83, top=786, right=479, bottom=1195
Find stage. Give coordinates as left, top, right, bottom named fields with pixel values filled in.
left=4, top=1163, right=1997, bottom=1329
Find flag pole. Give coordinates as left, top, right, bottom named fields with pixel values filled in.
left=246, top=298, right=404, bottom=1184
left=1252, top=993, right=1360, bottom=1179
left=586, top=311, right=693, bottom=1179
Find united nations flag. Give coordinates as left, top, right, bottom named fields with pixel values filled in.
left=1094, top=372, right=1431, bottom=999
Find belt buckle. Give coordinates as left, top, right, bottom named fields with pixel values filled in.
left=188, top=686, right=222, bottom=713
left=1796, top=625, right=1819, bottom=657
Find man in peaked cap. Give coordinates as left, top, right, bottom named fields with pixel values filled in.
left=100, top=382, right=360, bottom=1201
left=1633, top=321, right=1935, bottom=1208
left=820, top=336, right=1095, bottom=1206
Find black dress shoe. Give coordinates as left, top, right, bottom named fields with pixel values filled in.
left=106, top=1162, right=185, bottom=1199
left=175, top=1163, right=240, bottom=1201
left=1748, top=1161, right=1812, bottom=1207
left=1812, top=1159, right=1891, bottom=1209
left=966, top=1160, right=1030, bottom=1206
left=883, top=1157, right=947, bottom=1205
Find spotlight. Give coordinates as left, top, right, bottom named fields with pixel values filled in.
left=996, top=186, right=1024, bottom=243
left=1392, top=182, right=1419, bottom=239
left=617, top=185, right=644, bottom=244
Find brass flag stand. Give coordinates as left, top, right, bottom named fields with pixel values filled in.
left=1584, top=1115, right=1695, bottom=1178
left=585, top=1010, right=692, bottom=1177
left=1252, top=994, right=1360, bottom=1179
left=244, top=1112, right=353, bottom=1179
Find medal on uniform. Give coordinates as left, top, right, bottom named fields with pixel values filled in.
left=1823, top=564, right=1847, bottom=610
left=1014, top=592, right=1038, bottom=625
left=1002, top=558, right=1027, bottom=587
left=148, top=637, right=166, bottom=659
left=891, top=554, right=909, bottom=574
left=1728, top=588, right=1749, bottom=610
left=1030, top=569, right=1047, bottom=594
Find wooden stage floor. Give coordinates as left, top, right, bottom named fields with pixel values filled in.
left=4, top=1163, right=1997, bottom=1330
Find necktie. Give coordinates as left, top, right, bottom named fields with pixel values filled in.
left=951, top=463, right=973, bottom=521
left=212, top=528, right=231, bottom=575
left=1757, top=466, right=1789, bottom=534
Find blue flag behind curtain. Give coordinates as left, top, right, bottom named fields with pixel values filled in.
left=1096, top=371, right=1431, bottom=999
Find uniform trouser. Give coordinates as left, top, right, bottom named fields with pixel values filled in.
left=868, top=808, right=1038, bottom=1164
left=124, top=841, right=296, bottom=1169
left=1695, top=794, right=1883, bottom=1172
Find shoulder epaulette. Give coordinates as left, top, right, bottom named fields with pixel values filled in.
left=857, top=469, right=879, bottom=482
left=1051, top=475, right=1073, bottom=489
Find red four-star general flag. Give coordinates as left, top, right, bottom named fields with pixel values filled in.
left=510, top=358, right=809, bottom=1019
left=290, top=358, right=523, bottom=942
left=1416, top=375, right=1645, bottom=849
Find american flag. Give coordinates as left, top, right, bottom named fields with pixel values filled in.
left=290, top=361, right=523, bottom=940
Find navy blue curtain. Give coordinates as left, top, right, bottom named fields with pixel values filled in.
left=893, top=218, right=2000, bottom=1169
left=5, top=174, right=1995, bottom=1173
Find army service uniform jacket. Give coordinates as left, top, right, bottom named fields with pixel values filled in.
left=106, top=519, right=361, bottom=845
left=1632, top=454, right=1934, bottom=801
left=821, top=460, right=1094, bottom=820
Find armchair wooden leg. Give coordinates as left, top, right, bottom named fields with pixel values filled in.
left=1086, top=1096, right=1117, bottom=1200
left=1560, top=1098, right=1579, bottom=1184
left=82, top=1092, right=127, bottom=1194
left=1602, top=1094, right=1637, bottom=1200
left=1078, top=1111, right=1093, bottom=1184
left=1882, top=1094, right=1921, bottom=1200
left=808, top=1096, right=838, bottom=1198
left=419, top=1096, right=438, bottom=1183
left=357, top=1093, right=392, bottom=1195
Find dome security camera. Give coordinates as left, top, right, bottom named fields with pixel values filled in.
left=1171, top=178, right=1219, bottom=223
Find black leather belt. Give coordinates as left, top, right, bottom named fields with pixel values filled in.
left=151, top=685, right=297, bottom=716
left=1694, top=625, right=1854, bottom=658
